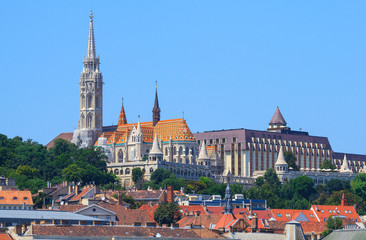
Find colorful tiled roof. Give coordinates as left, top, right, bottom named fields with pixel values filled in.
left=0, top=190, right=33, bottom=205
left=97, top=118, right=195, bottom=146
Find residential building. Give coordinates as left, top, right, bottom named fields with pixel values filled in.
left=0, top=190, right=33, bottom=210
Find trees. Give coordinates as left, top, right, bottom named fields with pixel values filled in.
left=351, top=173, right=366, bottom=200
left=150, top=168, right=172, bottom=184
left=321, top=216, right=343, bottom=238
left=153, top=202, right=182, bottom=226
left=320, top=160, right=336, bottom=171
left=284, top=151, right=299, bottom=171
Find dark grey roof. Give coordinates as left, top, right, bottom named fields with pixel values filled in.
left=333, top=152, right=366, bottom=162
left=269, top=107, right=287, bottom=125
left=194, top=128, right=332, bottom=151
left=323, top=229, right=366, bottom=240
left=0, top=210, right=106, bottom=222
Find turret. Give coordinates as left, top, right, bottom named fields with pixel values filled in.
left=339, top=155, right=352, bottom=173
left=149, top=134, right=163, bottom=163
left=267, top=107, right=289, bottom=132
left=197, top=141, right=210, bottom=167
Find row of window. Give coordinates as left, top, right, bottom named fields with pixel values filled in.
left=0, top=206, right=32, bottom=210
left=0, top=196, right=28, bottom=200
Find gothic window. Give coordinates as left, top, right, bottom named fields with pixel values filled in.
left=96, top=95, right=101, bottom=108
left=120, top=169, right=124, bottom=175
left=80, top=114, right=85, bottom=128
left=118, top=149, right=123, bottom=162
left=179, top=147, right=183, bottom=155
left=130, top=148, right=135, bottom=161
left=125, top=168, right=130, bottom=175
left=114, top=169, right=119, bottom=175
left=185, top=147, right=189, bottom=155
left=150, top=168, right=154, bottom=174
left=87, top=95, right=93, bottom=108
left=191, top=147, right=194, bottom=156
left=173, top=147, right=177, bottom=155
left=86, top=114, right=93, bottom=128
left=81, top=95, right=85, bottom=108
left=165, top=147, right=168, bottom=155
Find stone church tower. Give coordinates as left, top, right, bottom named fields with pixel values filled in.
left=72, top=11, right=103, bottom=148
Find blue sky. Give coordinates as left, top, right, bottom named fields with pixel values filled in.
left=1, top=1, right=365, bottom=155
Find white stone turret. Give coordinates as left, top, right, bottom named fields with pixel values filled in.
left=340, top=155, right=352, bottom=173
left=149, top=134, right=163, bottom=162
left=197, top=141, right=210, bottom=167
left=275, top=147, right=288, bottom=173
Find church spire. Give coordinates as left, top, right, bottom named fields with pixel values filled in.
left=224, top=171, right=233, bottom=214
left=118, top=98, right=127, bottom=125
left=152, top=82, right=161, bottom=126
left=87, top=10, right=96, bottom=59
left=267, top=107, right=289, bottom=132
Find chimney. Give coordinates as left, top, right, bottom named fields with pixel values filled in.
left=118, top=192, right=123, bottom=205
left=251, top=215, right=258, bottom=232
left=341, top=192, right=348, bottom=206
left=167, top=186, right=174, bottom=203
left=75, top=184, right=80, bottom=195
left=68, top=184, right=73, bottom=194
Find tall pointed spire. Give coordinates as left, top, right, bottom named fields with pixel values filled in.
left=340, top=154, right=352, bottom=173
left=275, top=147, right=288, bottom=166
left=224, top=171, right=233, bottom=214
left=87, top=10, right=96, bottom=59
left=152, top=81, right=161, bottom=126
left=118, top=98, right=127, bottom=125
left=137, top=115, right=142, bottom=134
left=150, top=134, right=163, bottom=155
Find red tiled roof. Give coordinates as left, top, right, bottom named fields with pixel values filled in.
left=177, top=214, right=221, bottom=229
left=31, top=225, right=224, bottom=238
left=213, top=214, right=236, bottom=231
left=69, top=188, right=93, bottom=202
left=0, top=233, right=13, bottom=240
left=139, top=204, right=159, bottom=218
left=46, top=132, right=73, bottom=149
left=180, top=205, right=207, bottom=215
left=0, top=190, right=33, bottom=205
left=310, top=205, right=361, bottom=222
left=126, top=190, right=164, bottom=201
left=271, top=209, right=318, bottom=222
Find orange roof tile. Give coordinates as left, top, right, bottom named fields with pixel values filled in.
left=97, top=118, right=195, bottom=146
left=310, top=205, right=361, bottom=222
left=69, top=188, right=93, bottom=202
left=0, top=190, right=33, bottom=205
left=0, top=233, right=13, bottom=240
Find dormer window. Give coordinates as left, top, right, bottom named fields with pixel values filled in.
left=13, top=197, right=17, bottom=200
left=0, top=197, right=4, bottom=200
left=24, top=197, right=28, bottom=200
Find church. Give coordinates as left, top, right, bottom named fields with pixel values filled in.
left=67, top=11, right=211, bottom=186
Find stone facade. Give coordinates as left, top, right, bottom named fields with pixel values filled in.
left=72, top=11, right=103, bottom=148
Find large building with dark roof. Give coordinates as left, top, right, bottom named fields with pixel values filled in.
left=194, top=107, right=365, bottom=177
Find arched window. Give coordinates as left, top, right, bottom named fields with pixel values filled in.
left=165, top=147, right=168, bottom=155
left=80, top=114, right=85, bottom=128
left=150, top=168, right=154, bottom=174
left=118, top=149, right=123, bottom=162
left=120, top=169, right=124, bottom=175
left=114, top=169, right=119, bottom=175
left=191, top=147, right=194, bottom=156
left=173, top=147, right=177, bottom=155
left=125, top=168, right=130, bottom=175
left=81, top=95, right=85, bottom=109
left=86, top=113, right=93, bottom=128
left=179, top=147, right=183, bottom=155
left=185, top=147, right=189, bottom=155
left=87, top=94, right=93, bottom=108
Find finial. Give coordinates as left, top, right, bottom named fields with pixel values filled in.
left=138, top=115, right=140, bottom=122
left=182, top=111, right=184, bottom=120
left=155, top=80, right=157, bottom=89
left=122, top=97, right=124, bottom=107
left=90, top=10, right=94, bottom=20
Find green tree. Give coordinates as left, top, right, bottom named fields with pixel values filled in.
left=153, top=202, right=182, bottom=226
left=320, top=160, right=336, bottom=171
left=321, top=216, right=343, bottom=238
left=150, top=168, right=172, bottom=184
left=289, top=175, right=316, bottom=200
left=61, top=163, right=86, bottom=183
left=284, top=151, right=299, bottom=171
left=351, top=173, right=366, bottom=200
left=132, top=168, right=144, bottom=189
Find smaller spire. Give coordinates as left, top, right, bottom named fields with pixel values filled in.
left=198, top=141, right=209, bottom=159
left=118, top=98, right=127, bottom=125
left=150, top=134, right=163, bottom=155
left=152, top=82, right=161, bottom=126
left=137, top=115, right=142, bottom=134
left=275, top=147, right=288, bottom=166
left=224, top=170, right=233, bottom=214
left=270, top=107, right=287, bottom=125
left=340, top=154, right=352, bottom=173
